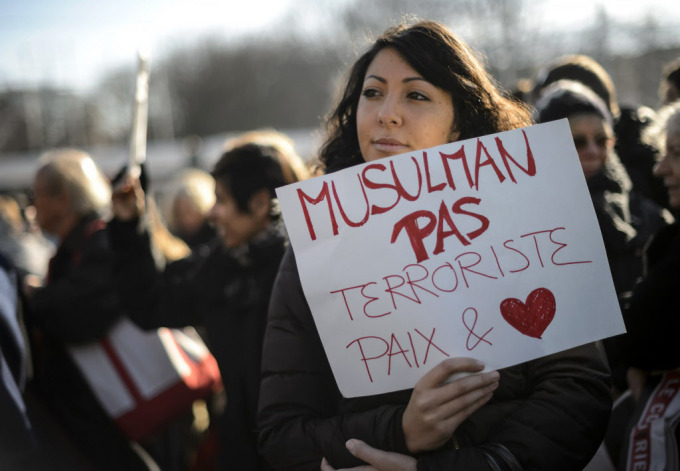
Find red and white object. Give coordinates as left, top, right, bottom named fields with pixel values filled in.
left=626, top=370, right=680, bottom=471
left=69, top=317, right=221, bottom=441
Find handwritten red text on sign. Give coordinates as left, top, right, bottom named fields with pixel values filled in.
left=297, top=132, right=536, bottom=262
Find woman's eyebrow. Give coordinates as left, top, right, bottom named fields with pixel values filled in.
left=364, top=75, right=386, bottom=83
left=364, top=75, right=427, bottom=84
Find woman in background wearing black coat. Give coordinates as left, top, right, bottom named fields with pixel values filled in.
left=534, top=79, right=673, bottom=300
left=617, top=101, right=680, bottom=397
left=599, top=101, right=680, bottom=471
left=534, top=81, right=674, bottom=397
left=110, top=132, right=309, bottom=471
left=257, top=20, right=613, bottom=471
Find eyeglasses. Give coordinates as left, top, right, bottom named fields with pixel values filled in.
left=572, top=135, right=613, bottom=151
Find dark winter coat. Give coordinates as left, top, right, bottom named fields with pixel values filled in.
left=0, top=252, right=33, bottom=452
left=602, top=223, right=680, bottom=469
left=617, top=223, right=680, bottom=370
left=587, top=151, right=672, bottom=297
left=26, top=215, right=152, bottom=471
left=108, top=217, right=287, bottom=471
left=257, top=248, right=613, bottom=471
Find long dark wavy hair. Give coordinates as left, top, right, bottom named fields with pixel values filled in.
left=319, top=20, right=533, bottom=173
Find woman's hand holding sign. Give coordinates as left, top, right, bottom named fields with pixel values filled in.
left=321, top=440, right=417, bottom=471
left=402, top=357, right=499, bottom=453
left=320, top=358, right=500, bottom=469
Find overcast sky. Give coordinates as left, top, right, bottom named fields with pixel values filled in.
left=1, top=0, right=678, bottom=92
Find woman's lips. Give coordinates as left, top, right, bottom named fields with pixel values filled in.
left=373, top=138, right=407, bottom=153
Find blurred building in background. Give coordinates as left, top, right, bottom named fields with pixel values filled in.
left=1, top=0, right=679, bottom=191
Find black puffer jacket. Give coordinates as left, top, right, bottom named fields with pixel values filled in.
left=109, top=217, right=287, bottom=471
left=603, top=223, right=680, bottom=468
left=587, top=151, right=672, bottom=297
left=257, top=248, right=613, bottom=471
left=616, top=223, right=680, bottom=370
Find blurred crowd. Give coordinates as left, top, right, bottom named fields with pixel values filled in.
left=1, top=19, right=680, bottom=471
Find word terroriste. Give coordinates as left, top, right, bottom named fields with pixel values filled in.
left=329, top=225, right=591, bottom=322
left=297, top=131, right=537, bottom=262
left=335, top=225, right=592, bottom=383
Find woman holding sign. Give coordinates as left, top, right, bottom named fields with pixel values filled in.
left=257, top=20, right=612, bottom=471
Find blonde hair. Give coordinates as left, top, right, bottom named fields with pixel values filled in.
left=147, top=197, right=191, bottom=262
left=162, top=168, right=215, bottom=233
left=0, top=195, right=24, bottom=235
left=643, top=101, right=680, bottom=151
left=35, top=148, right=111, bottom=217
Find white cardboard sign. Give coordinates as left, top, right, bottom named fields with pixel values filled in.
left=276, top=120, right=626, bottom=398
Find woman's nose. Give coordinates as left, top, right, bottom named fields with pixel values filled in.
left=583, top=139, right=601, bottom=156
left=653, top=153, right=670, bottom=177
left=207, top=203, right=218, bottom=221
left=378, top=96, right=402, bottom=126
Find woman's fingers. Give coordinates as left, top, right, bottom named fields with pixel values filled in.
left=345, top=440, right=416, bottom=471
left=416, top=375, right=498, bottom=426
left=411, top=363, right=499, bottom=413
left=415, top=357, right=485, bottom=390
left=321, top=441, right=417, bottom=471
left=403, top=358, right=500, bottom=453
left=111, top=175, right=145, bottom=220
left=437, top=370, right=500, bottom=409
left=438, top=386, right=495, bottom=428
left=320, top=455, right=375, bottom=471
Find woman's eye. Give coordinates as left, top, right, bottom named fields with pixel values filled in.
left=361, top=88, right=380, bottom=98
left=595, top=136, right=612, bottom=148
left=408, top=91, right=429, bottom=101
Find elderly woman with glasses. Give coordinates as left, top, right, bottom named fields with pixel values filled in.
left=535, top=79, right=673, bottom=300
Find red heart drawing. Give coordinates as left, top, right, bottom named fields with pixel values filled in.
left=499, top=288, right=556, bottom=339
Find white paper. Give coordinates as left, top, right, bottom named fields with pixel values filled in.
left=277, top=120, right=626, bottom=398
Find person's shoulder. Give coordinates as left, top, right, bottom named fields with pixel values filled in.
left=270, top=246, right=307, bottom=312
left=279, top=245, right=298, bottom=273
left=630, top=191, right=674, bottom=224
left=646, top=223, right=680, bottom=264
left=59, top=216, right=109, bottom=258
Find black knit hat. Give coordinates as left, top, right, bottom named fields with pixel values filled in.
left=534, top=79, right=613, bottom=128
left=531, top=54, right=619, bottom=118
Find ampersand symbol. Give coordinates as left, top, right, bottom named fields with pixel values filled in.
left=462, top=307, right=493, bottom=351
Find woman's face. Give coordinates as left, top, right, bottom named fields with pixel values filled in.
left=653, top=127, right=680, bottom=208
left=567, top=114, right=614, bottom=179
left=356, top=47, right=457, bottom=162
left=208, top=181, right=268, bottom=248
left=172, top=194, right=205, bottom=236
left=32, top=172, right=66, bottom=236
